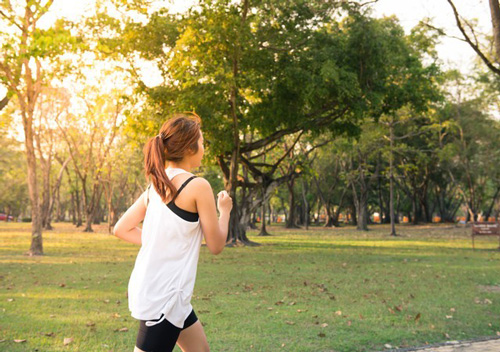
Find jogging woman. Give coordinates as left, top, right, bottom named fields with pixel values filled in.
left=113, top=112, right=232, bottom=352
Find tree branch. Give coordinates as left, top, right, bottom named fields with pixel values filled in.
left=446, top=0, right=500, bottom=76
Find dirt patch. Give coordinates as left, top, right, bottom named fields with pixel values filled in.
left=478, top=285, right=500, bottom=293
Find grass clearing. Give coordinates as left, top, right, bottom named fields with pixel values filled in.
left=0, top=222, right=499, bottom=351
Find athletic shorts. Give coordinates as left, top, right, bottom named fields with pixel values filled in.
left=135, top=309, right=198, bottom=352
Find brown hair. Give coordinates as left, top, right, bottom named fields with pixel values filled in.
left=143, top=112, right=202, bottom=203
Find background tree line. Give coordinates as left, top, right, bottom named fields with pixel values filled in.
left=1, top=0, right=499, bottom=254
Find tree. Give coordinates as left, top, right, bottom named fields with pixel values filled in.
left=56, top=87, right=125, bottom=232
left=446, top=0, right=500, bottom=76
left=0, top=1, right=79, bottom=255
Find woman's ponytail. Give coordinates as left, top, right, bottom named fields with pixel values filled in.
left=143, top=112, right=201, bottom=204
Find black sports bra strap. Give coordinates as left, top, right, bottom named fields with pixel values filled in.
left=175, top=176, right=197, bottom=198
left=146, top=184, right=151, bottom=206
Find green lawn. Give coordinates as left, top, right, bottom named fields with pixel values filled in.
left=0, top=222, right=499, bottom=352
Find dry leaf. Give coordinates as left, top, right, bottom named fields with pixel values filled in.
left=384, top=344, right=392, bottom=349
left=86, top=322, right=95, bottom=327
left=395, top=305, right=402, bottom=312
left=118, top=327, right=128, bottom=332
left=63, top=337, right=73, bottom=345
left=44, top=332, right=55, bottom=337
left=335, top=310, right=342, bottom=316
left=321, top=323, right=328, bottom=328
left=450, top=308, right=455, bottom=312
left=288, top=301, right=296, bottom=306
left=7, top=298, right=14, bottom=302
left=445, top=315, right=453, bottom=319
left=388, top=307, right=395, bottom=314
left=14, top=339, right=27, bottom=343
left=285, top=321, right=295, bottom=325
left=347, top=320, right=352, bottom=326
left=415, top=313, right=421, bottom=322
left=59, top=283, right=66, bottom=287
left=318, top=332, right=326, bottom=338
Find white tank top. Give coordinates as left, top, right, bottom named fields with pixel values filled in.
left=127, top=167, right=203, bottom=328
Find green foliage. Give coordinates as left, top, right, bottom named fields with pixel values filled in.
left=106, top=0, right=441, bottom=161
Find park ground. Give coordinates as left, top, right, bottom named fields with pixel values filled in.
left=0, top=222, right=499, bottom=352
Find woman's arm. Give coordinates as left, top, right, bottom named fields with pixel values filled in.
left=113, top=193, right=147, bottom=245
left=194, top=178, right=232, bottom=255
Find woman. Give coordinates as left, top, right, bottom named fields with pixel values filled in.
left=113, top=112, right=232, bottom=352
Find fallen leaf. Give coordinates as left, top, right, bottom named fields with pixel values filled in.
left=288, top=301, right=296, bottom=306
left=63, top=337, right=73, bottom=345
left=450, top=308, right=455, bottom=312
left=335, top=310, right=342, bottom=316
left=446, top=315, right=453, bottom=319
left=86, top=322, right=95, bottom=327
left=14, top=339, right=27, bottom=343
left=285, top=321, right=295, bottom=325
left=321, top=323, right=328, bottom=328
left=444, top=333, right=450, bottom=339
left=394, top=305, right=403, bottom=312
left=7, top=298, right=14, bottom=302
left=384, top=344, right=392, bottom=349
left=388, top=307, right=395, bottom=314
left=59, top=283, right=66, bottom=287
left=118, top=327, right=128, bottom=332
left=347, top=320, right=352, bottom=326
left=415, top=313, right=421, bottom=322
left=44, top=332, right=55, bottom=337
left=318, top=332, right=326, bottom=338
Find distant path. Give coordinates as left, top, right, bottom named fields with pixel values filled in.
left=389, top=336, right=500, bottom=352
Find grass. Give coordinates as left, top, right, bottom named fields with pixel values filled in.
left=0, top=221, right=499, bottom=352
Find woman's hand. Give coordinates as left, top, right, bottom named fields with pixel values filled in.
left=217, top=190, right=233, bottom=215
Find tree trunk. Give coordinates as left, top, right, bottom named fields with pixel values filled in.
left=23, top=114, right=43, bottom=255
left=490, top=0, right=500, bottom=62
left=285, top=179, right=300, bottom=228
left=258, top=186, right=271, bottom=236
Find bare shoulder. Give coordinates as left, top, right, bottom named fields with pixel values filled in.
left=191, top=176, right=212, bottom=191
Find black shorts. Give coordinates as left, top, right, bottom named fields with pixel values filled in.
left=135, top=309, right=198, bottom=352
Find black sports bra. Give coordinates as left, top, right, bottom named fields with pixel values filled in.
left=147, top=176, right=199, bottom=222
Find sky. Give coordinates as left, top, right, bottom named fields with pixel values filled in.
left=372, top=0, right=492, bottom=73
left=0, top=0, right=494, bottom=105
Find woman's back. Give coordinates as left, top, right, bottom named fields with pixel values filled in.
left=128, top=167, right=203, bottom=329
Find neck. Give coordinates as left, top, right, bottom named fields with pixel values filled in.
left=167, top=160, right=193, bottom=172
